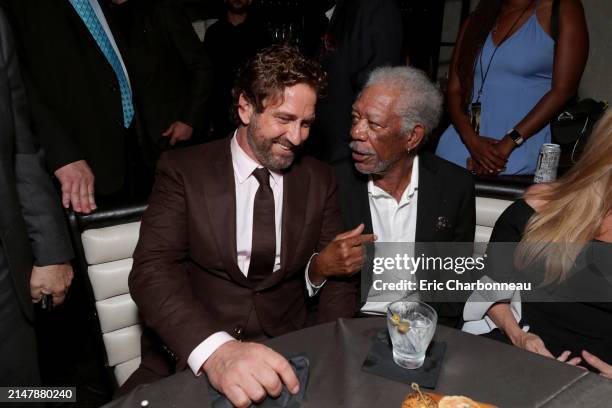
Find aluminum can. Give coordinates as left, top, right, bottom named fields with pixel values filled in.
left=534, top=143, right=561, bottom=183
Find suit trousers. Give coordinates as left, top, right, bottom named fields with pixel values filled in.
left=0, top=244, right=41, bottom=388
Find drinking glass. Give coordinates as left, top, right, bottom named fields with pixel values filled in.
left=387, top=300, right=437, bottom=369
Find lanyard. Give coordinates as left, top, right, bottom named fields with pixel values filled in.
left=475, top=1, right=534, bottom=104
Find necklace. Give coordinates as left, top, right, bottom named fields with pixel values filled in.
left=493, top=2, right=534, bottom=34
left=469, top=0, right=534, bottom=134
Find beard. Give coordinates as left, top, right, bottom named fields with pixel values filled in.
left=247, top=119, right=298, bottom=171
left=349, top=141, right=400, bottom=175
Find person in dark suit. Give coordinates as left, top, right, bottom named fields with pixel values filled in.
left=122, top=45, right=374, bottom=407
left=203, top=0, right=270, bottom=140
left=319, top=66, right=475, bottom=326
left=2, top=0, right=143, bottom=212
left=108, top=0, right=213, bottom=158
left=0, top=6, right=73, bottom=386
left=307, top=0, right=404, bottom=164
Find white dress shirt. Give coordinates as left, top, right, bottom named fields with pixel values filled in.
left=361, top=156, right=420, bottom=314
left=71, top=0, right=132, bottom=92
left=187, top=133, right=321, bottom=375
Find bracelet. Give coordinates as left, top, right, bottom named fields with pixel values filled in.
left=506, top=129, right=524, bottom=146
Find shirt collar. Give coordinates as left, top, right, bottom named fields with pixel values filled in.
left=325, top=5, right=336, bottom=21
left=368, top=155, right=420, bottom=202
left=230, top=131, right=283, bottom=187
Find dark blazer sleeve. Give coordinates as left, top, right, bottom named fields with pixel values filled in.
left=129, top=153, right=220, bottom=368
left=315, top=169, right=343, bottom=253
left=2, top=0, right=84, bottom=172
left=316, top=167, right=362, bottom=323
left=21, top=73, right=83, bottom=172
left=156, top=1, right=212, bottom=130
left=1, top=8, right=73, bottom=265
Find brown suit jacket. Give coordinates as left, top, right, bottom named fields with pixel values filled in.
left=127, top=137, right=342, bottom=384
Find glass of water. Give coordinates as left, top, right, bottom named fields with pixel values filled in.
left=387, top=300, right=437, bottom=369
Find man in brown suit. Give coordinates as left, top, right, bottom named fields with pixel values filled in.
left=123, top=45, right=374, bottom=407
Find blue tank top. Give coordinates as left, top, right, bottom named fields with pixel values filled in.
left=436, top=2, right=554, bottom=175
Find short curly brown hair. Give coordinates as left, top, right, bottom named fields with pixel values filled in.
left=231, top=44, right=327, bottom=124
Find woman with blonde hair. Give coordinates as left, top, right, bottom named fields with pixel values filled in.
left=463, top=109, right=612, bottom=378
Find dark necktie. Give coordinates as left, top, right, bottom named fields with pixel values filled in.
left=248, top=168, right=276, bottom=283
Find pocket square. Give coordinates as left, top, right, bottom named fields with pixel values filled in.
left=436, top=216, right=451, bottom=231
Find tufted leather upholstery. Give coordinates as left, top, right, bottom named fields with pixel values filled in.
left=67, top=202, right=146, bottom=388
left=473, top=178, right=528, bottom=256
left=81, top=222, right=143, bottom=387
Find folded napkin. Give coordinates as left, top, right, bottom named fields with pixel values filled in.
left=362, top=330, right=446, bottom=388
left=207, top=355, right=309, bottom=408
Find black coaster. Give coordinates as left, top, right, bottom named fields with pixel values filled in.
left=362, top=330, right=446, bottom=389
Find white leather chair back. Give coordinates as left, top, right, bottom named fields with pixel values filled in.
left=81, top=222, right=142, bottom=387
left=474, top=197, right=513, bottom=256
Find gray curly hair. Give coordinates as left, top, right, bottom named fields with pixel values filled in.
left=363, top=66, right=443, bottom=139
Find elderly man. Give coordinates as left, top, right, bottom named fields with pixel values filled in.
left=319, top=66, right=475, bottom=326
left=122, top=45, right=373, bottom=406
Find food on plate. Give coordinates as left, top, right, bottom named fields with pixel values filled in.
left=401, top=384, right=492, bottom=408
left=438, top=395, right=481, bottom=408
left=401, top=393, right=437, bottom=408
left=402, top=383, right=437, bottom=408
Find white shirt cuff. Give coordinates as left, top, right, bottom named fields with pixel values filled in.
left=461, top=276, right=526, bottom=335
left=187, top=331, right=235, bottom=376
left=305, top=253, right=326, bottom=297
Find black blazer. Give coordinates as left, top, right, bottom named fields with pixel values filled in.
left=308, top=0, right=404, bottom=164
left=2, top=0, right=133, bottom=195
left=318, top=152, right=476, bottom=324
left=110, top=0, right=213, bottom=155
left=0, top=7, right=73, bottom=321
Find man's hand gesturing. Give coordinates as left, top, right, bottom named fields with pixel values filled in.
left=309, top=223, right=377, bottom=285
left=203, top=341, right=299, bottom=408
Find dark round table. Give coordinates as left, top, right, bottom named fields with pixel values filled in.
left=105, top=317, right=612, bottom=408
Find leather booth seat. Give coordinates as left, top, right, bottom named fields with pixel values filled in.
left=473, top=176, right=529, bottom=256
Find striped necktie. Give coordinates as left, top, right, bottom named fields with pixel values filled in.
left=69, top=0, right=134, bottom=128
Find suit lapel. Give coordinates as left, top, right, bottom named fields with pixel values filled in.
left=259, top=161, right=309, bottom=290
left=352, top=170, right=374, bottom=235
left=203, top=139, right=253, bottom=288
left=342, top=166, right=374, bottom=234
left=327, top=0, right=344, bottom=31
left=415, top=153, right=441, bottom=242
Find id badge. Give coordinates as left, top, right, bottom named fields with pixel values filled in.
left=470, top=102, right=481, bottom=135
